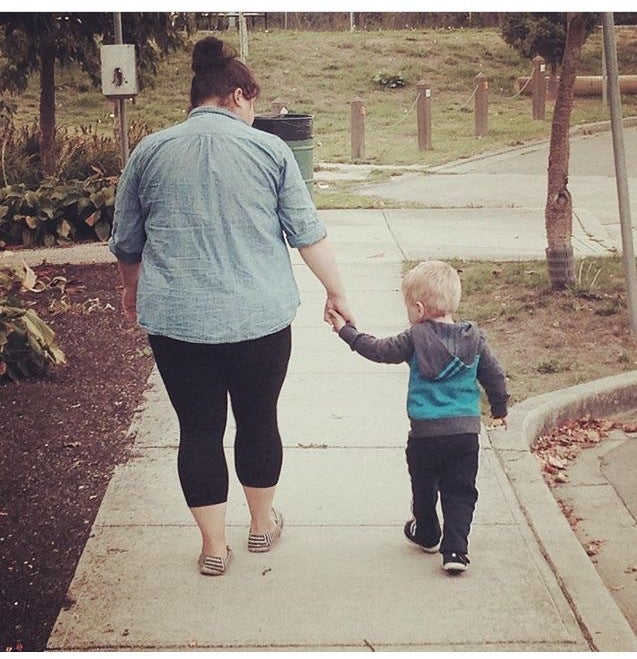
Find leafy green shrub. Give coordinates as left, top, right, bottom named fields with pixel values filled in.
left=0, top=268, right=66, bottom=381
left=0, top=106, right=151, bottom=246
left=0, top=174, right=117, bottom=247
left=372, top=69, right=407, bottom=89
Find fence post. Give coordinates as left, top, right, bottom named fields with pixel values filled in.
left=416, top=81, right=432, bottom=151
left=350, top=96, right=365, bottom=160
left=532, top=55, right=547, bottom=120
left=474, top=72, right=488, bottom=138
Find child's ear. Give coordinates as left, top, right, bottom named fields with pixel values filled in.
left=415, top=301, right=426, bottom=320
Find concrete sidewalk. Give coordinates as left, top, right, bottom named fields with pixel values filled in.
left=0, top=203, right=614, bottom=273
left=45, top=212, right=637, bottom=651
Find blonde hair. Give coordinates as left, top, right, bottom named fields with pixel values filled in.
left=401, top=260, right=462, bottom=318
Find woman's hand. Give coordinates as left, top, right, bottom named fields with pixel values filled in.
left=122, top=285, right=138, bottom=322
left=116, top=261, right=141, bottom=323
left=324, top=294, right=355, bottom=328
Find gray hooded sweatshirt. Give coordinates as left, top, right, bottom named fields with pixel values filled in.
left=338, top=319, right=508, bottom=438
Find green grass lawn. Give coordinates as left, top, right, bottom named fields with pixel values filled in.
left=12, top=26, right=637, bottom=168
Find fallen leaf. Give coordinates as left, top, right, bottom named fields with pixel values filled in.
left=20, top=261, right=41, bottom=292
left=585, top=539, right=605, bottom=556
left=547, top=455, right=568, bottom=470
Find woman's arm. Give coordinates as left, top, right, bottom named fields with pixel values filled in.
left=116, top=261, right=141, bottom=322
left=298, top=237, right=355, bottom=326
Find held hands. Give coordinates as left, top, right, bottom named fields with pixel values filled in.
left=327, top=308, right=347, bottom=333
left=324, top=295, right=354, bottom=332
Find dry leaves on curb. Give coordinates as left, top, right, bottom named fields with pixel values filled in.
left=557, top=499, right=582, bottom=529
left=532, top=415, right=631, bottom=488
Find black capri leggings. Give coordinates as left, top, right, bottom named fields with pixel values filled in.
left=148, top=326, right=291, bottom=507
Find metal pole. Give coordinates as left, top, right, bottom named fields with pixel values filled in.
left=239, top=12, right=248, bottom=62
left=113, top=12, right=130, bottom=166
left=601, top=21, right=608, bottom=106
left=602, top=12, right=637, bottom=332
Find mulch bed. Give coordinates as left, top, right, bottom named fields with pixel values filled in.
left=0, top=261, right=154, bottom=651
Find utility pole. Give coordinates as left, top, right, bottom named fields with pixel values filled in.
left=113, top=12, right=130, bottom=166
left=602, top=12, right=637, bottom=332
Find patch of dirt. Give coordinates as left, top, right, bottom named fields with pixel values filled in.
left=0, top=262, right=154, bottom=651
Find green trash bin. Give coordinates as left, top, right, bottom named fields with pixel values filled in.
left=253, top=113, right=314, bottom=194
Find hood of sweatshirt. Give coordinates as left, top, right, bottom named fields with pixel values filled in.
left=410, top=320, right=482, bottom=380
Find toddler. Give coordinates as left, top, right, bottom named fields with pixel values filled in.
left=328, top=260, right=508, bottom=574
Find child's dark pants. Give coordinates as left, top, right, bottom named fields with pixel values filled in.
left=405, top=433, right=479, bottom=554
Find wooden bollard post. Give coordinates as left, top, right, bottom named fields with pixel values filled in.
left=532, top=55, right=547, bottom=120
left=474, top=72, right=488, bottom=138
left=350, top=97, right=365, bottom=160
left=271, top=97, right=287, bottom=114
left=416, top=81, right=432, bottom=151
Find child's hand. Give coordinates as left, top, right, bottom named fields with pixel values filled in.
left=327, top=309, right=347, bottom=333
left=491, top=416, right=508, bottom=429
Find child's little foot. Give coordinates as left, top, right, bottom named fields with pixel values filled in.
left=403, top=519, right=440, bottom=553
left=442, top=552, right=469, bottom=574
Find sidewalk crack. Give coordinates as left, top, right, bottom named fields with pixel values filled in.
left=381, top=210, right=407, bottom=261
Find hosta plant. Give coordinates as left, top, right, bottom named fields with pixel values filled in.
left=0, top=267, right=66, bottom=381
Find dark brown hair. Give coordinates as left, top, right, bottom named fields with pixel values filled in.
left=189, top=36, right=260, bottom=109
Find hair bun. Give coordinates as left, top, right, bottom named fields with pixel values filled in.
left=192, top=37, right=236, bottom=74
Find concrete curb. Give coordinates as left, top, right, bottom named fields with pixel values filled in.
left=0, top=242, right=115, bottom=268
left=571, top=115, right=637, bottom=136
left=489, top=371, right=637, bottom=651
left=429, top=117, right=637, bottom=174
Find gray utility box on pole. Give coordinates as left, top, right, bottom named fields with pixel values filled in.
left=100, top=44, right=138, bottom=98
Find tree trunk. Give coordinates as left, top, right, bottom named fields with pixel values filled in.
left=39, top=39, right=56, bottom=178
left=545, top=13, right=589, bottom=289
left=547, top=63, right=559, bottom=101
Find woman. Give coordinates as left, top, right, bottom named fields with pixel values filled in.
left=109, top=36, right=353, bottom=576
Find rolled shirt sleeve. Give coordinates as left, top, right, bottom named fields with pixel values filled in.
left=109, top=146, right=146, bottom=264
left=276, top=145, right=327, bottom=249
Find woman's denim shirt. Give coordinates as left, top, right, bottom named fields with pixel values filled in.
left=109, top=106, right=326, bottom=344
